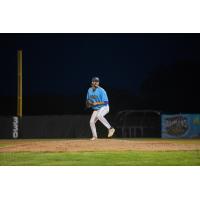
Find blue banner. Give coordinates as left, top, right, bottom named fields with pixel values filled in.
left=162, top=114, right=200, bottom=138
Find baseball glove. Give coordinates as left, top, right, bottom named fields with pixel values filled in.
left=86, top=100, right=93, bottom=108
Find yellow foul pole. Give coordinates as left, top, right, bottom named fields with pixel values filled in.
left=17, top=50, right=23, bottom=117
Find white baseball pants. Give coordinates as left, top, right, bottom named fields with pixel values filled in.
left=90, top=105, right=111, bottom=138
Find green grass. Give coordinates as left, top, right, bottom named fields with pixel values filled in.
left=0, top=151, right=200, bottom=166
left=0, top=144, right=10, bottom=147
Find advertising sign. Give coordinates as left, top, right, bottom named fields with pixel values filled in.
left=162, top=114, right=200, bottom=138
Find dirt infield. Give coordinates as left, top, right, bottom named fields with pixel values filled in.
left=0, top=139, right=200, bottom=152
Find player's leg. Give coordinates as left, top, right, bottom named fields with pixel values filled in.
left=96, top=106, right=115, bottom=138
left=96, top=106, right=111, bottom=129
left=94, top=116, right=98, bottom=124
left=89, top=110, right=98, bottom=140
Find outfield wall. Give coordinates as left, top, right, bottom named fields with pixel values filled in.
left=0, top=113, right=160, bottom=139
left=21, top=115, right=91, bottom=138
left=0, top=116, right=13, bottom=139
left=0, top=115, right=113, bottom=139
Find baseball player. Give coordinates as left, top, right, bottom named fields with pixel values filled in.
left=86, top=77, right=115, bottom=140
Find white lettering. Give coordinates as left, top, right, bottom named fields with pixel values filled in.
left=12, top=117, right=19, bottom=139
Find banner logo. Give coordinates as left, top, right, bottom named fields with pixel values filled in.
left=164, top=115, right=188, bottom=136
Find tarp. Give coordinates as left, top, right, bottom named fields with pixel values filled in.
left=162, top=114, right=200, bottom=138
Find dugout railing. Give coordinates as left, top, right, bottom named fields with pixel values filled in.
left=113, top=110, right=161, bottom=138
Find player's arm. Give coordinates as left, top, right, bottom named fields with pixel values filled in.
left=92, top=101, right=105, bottom=105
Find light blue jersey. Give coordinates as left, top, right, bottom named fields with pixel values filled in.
left=86, top=86, right=109, bottom=110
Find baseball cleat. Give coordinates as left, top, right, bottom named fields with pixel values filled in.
left=108, top=128, right=115, bottom=138
left=90, top=137, right=97, bottom=141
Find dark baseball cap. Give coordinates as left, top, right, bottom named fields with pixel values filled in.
left=92, top=77, right=100, bottom=82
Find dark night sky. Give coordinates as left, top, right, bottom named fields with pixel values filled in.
left=0, top=33, right=200, bottom=114
left=1, top=33, right=199, bottom=95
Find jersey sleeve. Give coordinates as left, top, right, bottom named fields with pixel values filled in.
left=100, top=89, right=109, bottom=103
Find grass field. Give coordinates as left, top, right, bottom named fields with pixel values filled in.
left=0, top=144, right=10, bottom=147
left=0, top=151, right=200, bottom=166
left=0, top=139, right=200, bottom=166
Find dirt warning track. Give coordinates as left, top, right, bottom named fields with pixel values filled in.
left=0, top=139, right=200, bottom=152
